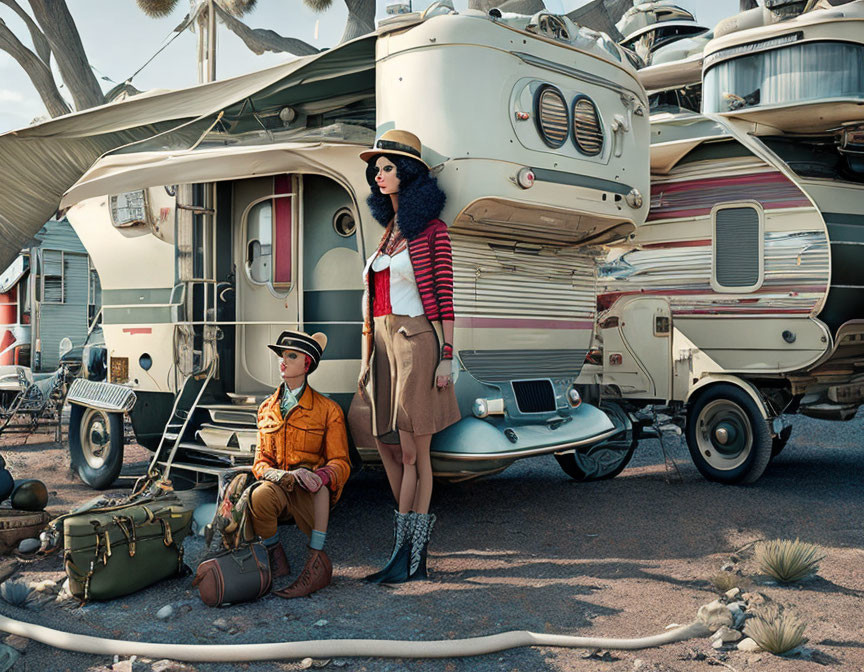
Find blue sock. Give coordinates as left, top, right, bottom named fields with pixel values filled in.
left=309, top=529, right=327, bottom=551
left=263, top=533, right=279, bottom=547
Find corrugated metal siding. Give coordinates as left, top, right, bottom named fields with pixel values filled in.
left=452, top=233, right=596, bottom=320
left=33, top=219, right=87, bottom=254
left=39, top=252, right=90, bottom=370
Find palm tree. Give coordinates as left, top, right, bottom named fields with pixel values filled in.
left=136, top=0, right=374, bottom=56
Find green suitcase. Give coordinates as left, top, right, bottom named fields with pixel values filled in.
left=63, top=494, right=193, bottom=601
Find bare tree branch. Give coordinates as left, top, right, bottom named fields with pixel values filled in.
left=0, top=0, right=50, bottom=65
left=27, top=0, right=104, bottom=111
left=0, top=17, right=69, bottom=117
left=213, top=2, right=319, bottom=55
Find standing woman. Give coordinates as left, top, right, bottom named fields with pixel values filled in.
left=358, top=130, right=460, bottom=583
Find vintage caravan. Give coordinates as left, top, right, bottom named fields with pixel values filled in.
left=580, top=0, right=864, bottom=484
left=0, top=219, right=101, bottom=404
left=57, top=7, right=651, bottom=489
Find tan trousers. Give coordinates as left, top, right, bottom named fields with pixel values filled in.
left=248, top=481, right=316, bottom=540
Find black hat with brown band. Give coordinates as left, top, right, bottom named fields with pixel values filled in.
left=359, top=130, right=430, bottom=169
left=267, top=330, right=327, bottom=373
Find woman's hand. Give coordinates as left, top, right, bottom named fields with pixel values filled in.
left=358, top=361, right=370, bottom=395
left=435, top=360, right=452, bottom=389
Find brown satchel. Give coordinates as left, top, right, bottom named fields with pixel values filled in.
left=192, top=541, right=271, bottom=607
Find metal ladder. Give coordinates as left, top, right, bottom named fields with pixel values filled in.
left=146, top=358, right=216, bottom=483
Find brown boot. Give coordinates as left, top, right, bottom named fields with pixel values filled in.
left=267, top=542, right=291, bottom=579
left=273, top=548, right=332, bottom=599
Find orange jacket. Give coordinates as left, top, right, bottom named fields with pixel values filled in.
left=252, top=385, right=351, bottom=504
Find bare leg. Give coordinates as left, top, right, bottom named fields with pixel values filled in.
left=312, top=487, right=330, bottom=533
left=397, top=430, right=418, bottom=514
left=376, top=438, right=403, bottom=504
left=411, top=433, right=433, bottom=515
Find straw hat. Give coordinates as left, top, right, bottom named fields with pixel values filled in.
left=359, top=129, right=430, bottom=168
left=267, top=330, right=328, bottom=373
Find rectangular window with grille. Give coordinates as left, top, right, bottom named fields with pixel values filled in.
left=42, top=249, right=64, bottom=304
left=712, top=204, right=763, bottom=293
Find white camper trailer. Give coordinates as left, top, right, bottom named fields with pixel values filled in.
left=59, top=8, right=651, bottom=489
left=581, top=0, right=864, bottom=484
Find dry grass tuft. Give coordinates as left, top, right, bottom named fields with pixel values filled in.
left=710, top=571, right=742, bottom=593
left=755, top=538, right=825, bottom=583
left=744, top=604, right=808, bottom=655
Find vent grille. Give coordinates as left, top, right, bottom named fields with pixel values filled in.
left=715, top=206, right=760, bottom=288
left=572, top=96, right=603, bottom=156
left=535, top=86, right=568, bottom=148
left=460, top=349, right=587, bottom=383
left=512, top=380, right=556, bottom=413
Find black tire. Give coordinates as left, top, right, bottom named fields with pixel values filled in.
left=685, top=384, right=772, bottom=485
left=68, top=404, right=124, bottom=490
left=555, top=405, right=637, bottom=482
left=770, top=424, right=792, bottom=459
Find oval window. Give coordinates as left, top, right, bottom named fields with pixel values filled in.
left=534, top=85, right=569, bottom=149
left=572, top=95, right=603, bottom=156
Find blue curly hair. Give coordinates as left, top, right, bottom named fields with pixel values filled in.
left=365, top=154, right=446, bottom=241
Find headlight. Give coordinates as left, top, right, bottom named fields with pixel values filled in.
left=472, top=397, right=505, bottom=418
left=567, top=387, right=581, bottom=407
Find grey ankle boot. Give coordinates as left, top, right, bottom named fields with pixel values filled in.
left=408, top=512, right=436, bottom=580
left=365, top=510, right=414, bottom=583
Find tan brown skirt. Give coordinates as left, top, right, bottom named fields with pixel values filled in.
left=371, top=314, right=461, bottom=438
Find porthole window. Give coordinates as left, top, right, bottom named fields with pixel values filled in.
left=572, top=95, right=603, bottom=156
left=534, top=85, right=569, bottom=149
left=333, top=208, right=357, bottom=237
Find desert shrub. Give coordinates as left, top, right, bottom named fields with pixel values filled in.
left=755, top=538, right=824, bottom=583
left=744, top=604, right=808, bottom=654
left=710, top=571, right=742, bottom=593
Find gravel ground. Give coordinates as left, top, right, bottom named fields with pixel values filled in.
left=0, top=414, right=862, bottom=672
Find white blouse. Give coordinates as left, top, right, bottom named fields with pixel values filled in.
left=387, top=249, right=425, bottom=317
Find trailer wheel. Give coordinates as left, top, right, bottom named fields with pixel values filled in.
left=69, top=405, right=124, bottom=490
left=554, top=405, right=636, bottom=481
left=685, top=384, right=772, bottom=484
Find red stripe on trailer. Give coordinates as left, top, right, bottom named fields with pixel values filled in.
left=273, top=175, right=292, bottom=285
left=122, top=328, right=152, bottom=335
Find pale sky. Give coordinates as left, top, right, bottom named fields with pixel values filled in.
left=0, top=0, right=739, bottom=133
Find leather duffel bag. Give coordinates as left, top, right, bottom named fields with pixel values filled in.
left=63, top=493, right=193, bottom=602
left=192, top=542, right=271, bottom=607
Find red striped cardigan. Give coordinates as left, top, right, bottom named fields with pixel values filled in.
left=362, top=219, right=455, bottom=333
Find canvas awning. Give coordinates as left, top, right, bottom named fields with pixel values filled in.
left=0, top=33, right=376, bottom=271
left=61, top=141, right=371, bottom=209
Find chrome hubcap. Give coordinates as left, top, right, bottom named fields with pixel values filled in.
left=81, top=409, right=111, bottom=469
left=696, top=400, right=752, bottom=471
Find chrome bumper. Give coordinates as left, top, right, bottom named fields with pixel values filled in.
left=66, top=378, right=137, bottom=413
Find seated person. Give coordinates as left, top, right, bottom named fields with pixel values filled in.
left=248, top=330, right=351, bottom=599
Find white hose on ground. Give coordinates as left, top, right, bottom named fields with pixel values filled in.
left=0, top=614, right=712, bottom=662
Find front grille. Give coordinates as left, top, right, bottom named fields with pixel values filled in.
left=512, top=379, right=556, bottom=413
left=67, top=378, right=137, bottom=413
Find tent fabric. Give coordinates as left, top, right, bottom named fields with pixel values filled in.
left=0, top=34, right=376, bottom=272
left=61, top=141, right=371, bottom=209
